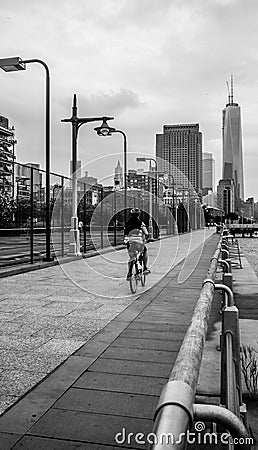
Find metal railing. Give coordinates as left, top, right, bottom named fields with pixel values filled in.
left=149, top=233, right=251, bottom=449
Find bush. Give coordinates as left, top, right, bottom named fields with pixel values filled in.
left=241, top=345, right=258, bottom=399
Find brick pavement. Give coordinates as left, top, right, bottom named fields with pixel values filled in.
left=0, top=232, right=219, bottom=449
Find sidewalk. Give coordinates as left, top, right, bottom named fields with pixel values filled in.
left=0, top=229, right=217, bottom=449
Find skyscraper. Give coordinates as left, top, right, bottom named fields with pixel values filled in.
left=203, top=152, right=215, bottom=195
left=222, top=76, right=244, bottom=202
left=156, top=123, right=203, bottom=195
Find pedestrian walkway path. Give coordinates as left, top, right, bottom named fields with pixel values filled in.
left=0, top=230, right=218, bottom=449
left=0, top=229, right=214, bottom=418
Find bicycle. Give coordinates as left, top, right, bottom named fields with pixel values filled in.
left=129, top=250, right=146, bottom=294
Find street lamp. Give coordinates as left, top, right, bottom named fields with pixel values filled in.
left=94, top=119, right=127, bottom=226
left=0, top=56, right=52, bottom=261
left=62, top=94, right=114, bottom=255
left=136, top=157, right=158, bottom=239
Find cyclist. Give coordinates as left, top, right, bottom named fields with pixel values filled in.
left=124, top=207, right=151, bottom=280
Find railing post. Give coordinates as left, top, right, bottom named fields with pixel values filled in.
left=221, top=305, right=242, bottom=411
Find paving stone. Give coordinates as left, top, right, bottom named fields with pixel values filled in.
left=102, top=346, right=177, bottom=364
left=27, top=409, right=153, bottom=448
left=73, top=372, right=166, bottom=396
left=127, top=321, right=189, bottom=332
left=54, top=388, right=158, bottom=419
left=89, top=358, right=172, bottom=378
left=121, top=328, right=187, bottom=341
left=0, top=369, right=48, bottom=398
left=0, top=356, right=93, bottom=434
left=0, top=432, right=22, bottom=450
left=111, top=336, right=182, bottom=351
left=12, top=436, right=123, bottom=450
left=0, top=396, right=19, bottom=416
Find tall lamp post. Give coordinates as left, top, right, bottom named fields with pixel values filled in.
left=62, top=94, right=114, bottom=255
left=136, top=157, right=157, bottom=239
left=0, top=56, right=52, bottom=261
left=94, top=119, right=127, bottom=226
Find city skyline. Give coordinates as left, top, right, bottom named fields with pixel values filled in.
left=0, top=1, right=258, bottom=201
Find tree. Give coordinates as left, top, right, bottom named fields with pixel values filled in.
left=0, top=189, right=16, bottom=228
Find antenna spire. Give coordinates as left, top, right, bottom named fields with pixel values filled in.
left=230, top=74, right=234, bottom=104
left=226, top=80, right=230, bottom=104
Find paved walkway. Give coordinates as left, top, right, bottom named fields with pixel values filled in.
left=0, top=230, right=218, bottom=449
left=0, top=228, right=214, bottom=417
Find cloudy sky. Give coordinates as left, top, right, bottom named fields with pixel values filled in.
left=1, top=0, right=258, bottom=199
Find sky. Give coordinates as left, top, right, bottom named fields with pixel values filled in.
left=1, top=0, right=258, bottom=200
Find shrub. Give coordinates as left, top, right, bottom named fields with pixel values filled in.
left=241, top=345, right=258, bottom=399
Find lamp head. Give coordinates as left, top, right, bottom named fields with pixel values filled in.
left=136, top=157, right=147, bottom=162
left=0, top=57, right=26, bottom=72
left=94, top=117, right=116, bottom=136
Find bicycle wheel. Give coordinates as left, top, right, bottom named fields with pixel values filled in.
left=140, top=264, right=146, bottom=286
left=129, top=261, right=137, bottom=294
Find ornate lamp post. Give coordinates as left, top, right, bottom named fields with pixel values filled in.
left=94, top=119, right=128, bottom=226
left=62, top=94, right=113, bottom=255
left=0, top=56, right=52, bottom=260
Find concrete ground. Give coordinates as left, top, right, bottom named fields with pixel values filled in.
left=0, top=228, right=214, bottom=417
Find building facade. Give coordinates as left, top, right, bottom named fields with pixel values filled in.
left=202, top=152, right=215, bottom=195
left=217, top=179, right=235, bottom=216
left=0, top=115, right=16, bottom=196
left=156, top=123, right=203, bottom=196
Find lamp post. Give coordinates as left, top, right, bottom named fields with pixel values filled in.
left=62, top=94, right=114, bottom=255
left=136, top=157, right=157, bottom=239
left=0, top=56, right=52, bottom=261
left=94, top=119, right=127, bottom=226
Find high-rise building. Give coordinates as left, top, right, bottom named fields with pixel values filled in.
left=217, top=179, right=235, bottom=215
left=222, top=76, right=244, bottom=204
left=156, top=123, right=203, bottom=196
left=202, top=152, right=215, bottom=195
left=0, top=115, right=16, bottom=196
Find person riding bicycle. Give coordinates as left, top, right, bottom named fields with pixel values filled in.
left=124, top=207, right=150, bottom=280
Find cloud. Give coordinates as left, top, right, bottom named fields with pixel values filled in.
left=59, top=88, right=143, bottom=116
